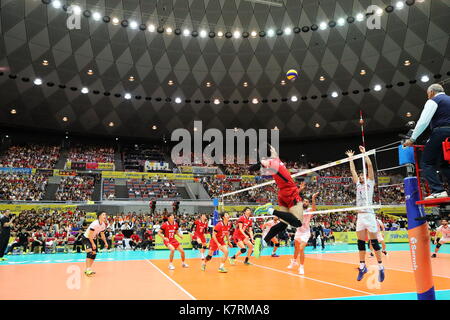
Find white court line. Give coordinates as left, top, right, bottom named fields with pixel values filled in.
left=321, top=289, right=450, bottom=300
left=144, top=259, right=196, bottom=300
left=248, top=261, right=375, bottom=296
left=310, top=255, right=450, bottom=279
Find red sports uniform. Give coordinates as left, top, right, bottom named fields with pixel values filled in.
left=265, top=157, right=301, bottom=208
left=160, top=221, right=180, bottom=249
left=210, top=221, right=231, bottom=251
left=232, top=215, right=253, bottom=243
left=193, top=219, right=208, bottom=243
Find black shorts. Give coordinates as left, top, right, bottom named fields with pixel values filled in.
left=82, top=236, right=95, bottom=251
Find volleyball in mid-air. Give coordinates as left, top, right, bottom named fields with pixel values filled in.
left=286, top=69, right=299, bottom=81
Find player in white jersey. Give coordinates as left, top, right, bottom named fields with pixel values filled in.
left=432, top=219, right=449, bottom=258
left=369, top=217, right=388, bottom=257
left=346, top=146, right=385, bottom=283
left=261, top=216, right=281, bottom=257
left=288, top=192, right=319, bottom=275
left=82, top=211, right=108, bottom=276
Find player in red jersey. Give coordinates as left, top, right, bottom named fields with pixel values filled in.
left=201, top=212, right=232, bottom=273
left=252, top=145, right=303, bottom=230
left=158, top=214, right=189, bottom=270
left=191, top=214, right=209, bottom=259
left=229, top=207, right=255, bottom=266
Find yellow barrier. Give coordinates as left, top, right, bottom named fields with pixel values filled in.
left=333, top=231, right=409, bottom=243
left=154, top=233, right=212, bottom=249
left=101, top=171, right=194, bottom=180
left=0, top=204, right=77, bottom=213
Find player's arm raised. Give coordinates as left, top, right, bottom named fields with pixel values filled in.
left=345, top=150, right=358, bottom=183
left=311, top=192, right=319, bottom=211
left=359, top=146, right=374, bottom=180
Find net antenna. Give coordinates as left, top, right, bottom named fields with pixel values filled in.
left=244, top=0, right=284, bottom=7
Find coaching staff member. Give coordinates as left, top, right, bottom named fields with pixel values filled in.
left=404, top=84, right=450, bottom=200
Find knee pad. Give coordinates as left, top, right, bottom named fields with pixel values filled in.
left=87, top=252, right=97, bottom=260
left=436, top=243, right=442, bottom=249
left=205, top=255, right=212, bottom=261
left=370, top=239, right=381, bottom=251
left=274, top=243, right=280, bottom=248
left=202, top=246, right=208, bottom=250
left=357, top=240, right=366, bottom=251
left=240, top=248, right=247, bottom=254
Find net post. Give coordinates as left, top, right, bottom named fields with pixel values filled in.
left=404, top=177, right=435, bottom=300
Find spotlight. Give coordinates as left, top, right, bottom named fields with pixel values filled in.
left=396, top=1, right=405, bottom=9
left=217, top=31, right=224, bottom=37
left=375, top=8, right=384, bottom=16
left=52, top=0, right=62, bottom=9
left=284, top=27, right=292, bottom=35
left=166, top=27, right=173, bottom=34
left=243, top=82, right=248, bottom=87
left=175, top=97, right=182, bottom=104
left=112, top=17, right=120, bottom=25
left=42, top=60, right=49, bottom=66
left=404, top=60, right=411, bottom=66
left=152, top=125, right=157, bottom=130
left=108, top=122, right=114, bottom=127
left=92, top=12, right=101, bottom=21
left=129, top=21, right=138, bottom=29
left=360, top=69, right=366, bottom=75
left=233, top=31, right=241, bottom=38
left=214, top=99, right=220, bottom=105
left=252, top=98, right=259, bottom=104
left=280, top=80, right=286, bottom=86
left=10, top=109, right=17, bottom=115
left=291, top=96, right=298, bottom=102
left=315, top=123, right=320, bottom=128
left=34, top=78, right=43, bottom=85
left=168, top=80, right=174, bottom=86
left=267, top=29, right=275, bottom=37
left=148, top=24, right=156, bottom=32
left=200, top=30, right=207, bottom=38
left=251, top=31, right=258, bottom=37
left=319, top=76, right=325, bottom=81
left=319, top=22, right=327, bottom=30
left=128, top=76, right=135, bottom=82
left=81, top=87, right=89, bottom=94
left=62, top=116, right=68, bottom=122
left=87, top=69, right=94, bottom=75
left=421, top=75, right=430, bottom=83
left=356, top=13, right=364, bottom=21
left=331, top=91, right=339, bottom=98
left=72, top=5, right=82, bottom=15
left=183, top=29, right=190, bottom=36
left=124, top=93, right=132, bottom=100
left=406, top=112, right=412, bottom=117
left=374, top=84, right=382, bottom=91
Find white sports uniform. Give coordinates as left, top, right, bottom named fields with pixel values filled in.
left=295, top=208, right=313, bottom=243
left=355, top=179, right=378, bottom=233
left=84, top=220, right=106, bottom=239
left=437, top=225, right=450, bottom=244
left=376, top=219, right=384, bottom=242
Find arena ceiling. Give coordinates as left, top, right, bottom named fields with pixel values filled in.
left=0, top=0, right=449, bottom=140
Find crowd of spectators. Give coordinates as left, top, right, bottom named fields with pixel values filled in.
left=68, top=145, right=115, bottom=163
left=55, top=176, right=95, bottom=201
left=0, top=173, right=48, bottom=201
left=127, top=177, right=181, bottom=200
left=122, top=144, right=170, bottom=172
left=0, top=145, right=61, bottom=169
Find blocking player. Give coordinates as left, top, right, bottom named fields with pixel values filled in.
left=201, top=212, right=232, bottom=273
left=191, top=214, right=209, bottom=259
left=432, top=219, right=449, bottom=258
left=347, top=146, right=385, bottom=283
left=229, top=208, right=254, bottom=266
left=82, top=211, right=108, bottom=276
left=158, top=214, right=189, bottom=270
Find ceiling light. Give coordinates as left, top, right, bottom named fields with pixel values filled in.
left=356, top=13, right=364, bottom=21
left=175, top=97, right=182, bottom=104
left=337, top=18, right=346, bottom=26
left=124, top=93, right=132, bottom=100
left=319, top=76, right=325, bottom=81
left=194, top=127, right=198, bottom=132
left=129, top=21, right=138, bottom=29
left=251, top=31, right=257, bottom=37
left=375, top=8, right=384, bottom=16
left=148, top=24, right=156, bottom=32
left=200, top=30, right=207, bottom=38
left=284, top=27, right=292, bottom=35
left=10, top=109, right=16, bottom=115
left=421, top=75, right=430, bottom=83
left=217, top=31, right=224, bottom=37
left=183, top=29, right=190, bottom=36
left=374, top=84, right=382, bottom=91
left=331, top=91, right=339, bottom=98
left=396, top=1, right=405, bottom=9
left=62, top=116, right=68, bottom=122
left=319, top=22, right=327, bottom=30
left=42, top=60, right=49, bottom=66
left=72, top=5, right=82, bottom=15
left=206, top=82, right=212, bottom=87
left=315, top=123, right=320, bottom=128
left=274, top=126, right=279, bottom=130
left=291, top=96, right=298, bottom=102
left=252, top=98, right=259, bottom=104
left=128, top=76, right=135, bottom=82
left=214, top=99, right=220, bottom=105
left=233, top=31, right=241, bottom=38
left=34, top=78, right=42, bottom=85
left=108, top=122, right=114, bottom=127
left=112, top=17, right=120, bottom=25
left=52, top=0, right=62, bottom=9
left=406, top=112, right=412, bottom=117
left=87, top=69, right=94, bottom=75
left=404, top=60, right=411, bottom=66
left=81, top=87, right=89, bottom=94
left=168, top=80, right=174, bottom=86
left=267, top=29, right=275, bottom=37
left=243, top=82, right=248, bottom=87
left=166, top=27, right=173, bottom=34
left=360, top=69, right=367, bottom=75
left=92, top=12, right=101, bottom=21
left=281, top=80, right=286, bottom=86
left=152, top=125, right=157, bottom=130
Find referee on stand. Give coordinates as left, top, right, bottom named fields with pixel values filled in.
left=404, top=84, right=450, bottom=200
